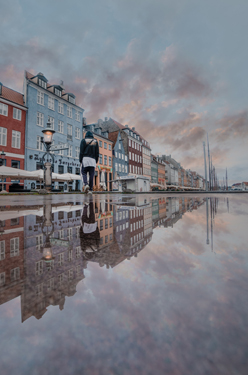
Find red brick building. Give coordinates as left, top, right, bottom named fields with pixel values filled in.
left=0, top=83, right=27, bottom=191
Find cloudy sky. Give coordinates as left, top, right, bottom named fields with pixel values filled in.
left=1, top=0, right=247, bottom=183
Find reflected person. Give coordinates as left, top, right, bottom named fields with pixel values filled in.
left=80, top=201, right=100, bottom=260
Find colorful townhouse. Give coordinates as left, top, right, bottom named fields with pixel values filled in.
left=140, top=135, right=151, bottom=180
left=0, top=83, right=27, bottom=191
left=23, top=71, right=84, bottom=191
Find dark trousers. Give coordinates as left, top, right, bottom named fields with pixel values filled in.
left=81, top=165, right=95, bottom=191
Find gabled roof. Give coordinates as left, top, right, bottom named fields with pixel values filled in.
left=0, top=84, right=25, bottom=107
left=108, top=131, right=120, bottom=147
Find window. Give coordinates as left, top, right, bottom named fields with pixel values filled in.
left=48, top=96, right=54, bottom=110
left=67, top=227, right=73, bottom=240
left=0, top=103, right=8, bottom=116
left=104, top=155, right=107, bottom=165
left=0, top=241, right=5, bottom=260
left=58, top=101, right=64, bottom=114
left=37, top=90, right=44, bottom=105
left=67, top=166, right=72, bottom=174
left=76, top=146, right=80, bottom=158
left=36, top=234, right=43, bottom=250
left=105, top=218, right=108, bottom=229
left=75, top=110, right=80, bottom=121
left=68, top=145, right=72, bottom=157
left=67, top=106, right=72, bottom=118
left=0, top=127, right=7, bottom=146
left=38, top=79, right=47, bottom=89
left=58, top=253, right=64, bottom=266
left=122, top=165, right=124, bottom=172
left=109, top=157, right=112, bottom=166
left=37, top=112, right=44, bottom=127
left=67, top=124, right=72, bottom=136
left=99, top=154, right=103, bottom=164
left=58, top=165, right=64, bottom=174
left=115, top=162, right=118, bottom=171
left=58, top=142, right=64, bottom=156
left=68, top=249, right=73, bottom=262
left=13, top=108, right=22, bottom=120
left=109, top=217, right=112, bottom=228
left=37, top=136, right=43, bottom=151
left=12, top=131, right=21, bottom=149
left=55, top=88, right=62, bottom=97
left=100, top=220, right=103, bottom=231
left=119, top=164, right=121, bottom=172
left=99, top=140, right=102, bottom=147
left=125, top=165, right=127, bottom=173
left=75, top=127, right=80, bottom=139
left=69, top=96, right=75, bottom=104
left=48, top=116, right=54, bottom=130
left=10, top=237, right=19, bottom=257
left=58, top=120, right=64, bottom=133
left=109, top=144, right=111, bottom=151
left=104, top=142, right=107, bottom=149
left=0, top=272, right=5, bottom=287
left=122, top=154, right=124, bottom=160
left=36, top=261, right=43, bottom=276
left=10, top=267, right=20, bottom=281
left=11, top=160, right=20, bottom=169
left=105, top=235, right=108, bottom=244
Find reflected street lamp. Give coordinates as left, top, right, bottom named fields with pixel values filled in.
left=41, top=122, right=55, bottom=192
left=41, top=203, right=55, bottom=269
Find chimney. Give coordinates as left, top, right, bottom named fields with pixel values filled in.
left=83, top=117, right=86, bottom=125
left=125, top=125, right=129, bottom=128
left=132, top=127, right=135, bottom=131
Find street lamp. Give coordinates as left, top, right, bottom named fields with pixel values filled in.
left=41, top=122, right=55, bottom=192
left=0, top=150, right=6, bottom=193
left=41, top=203, right=55, bottom=270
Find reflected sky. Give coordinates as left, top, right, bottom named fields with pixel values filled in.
left=0, top=194, right=248, bottom=375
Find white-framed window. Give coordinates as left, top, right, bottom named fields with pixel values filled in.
left=13, top=108, right=22, bottom=121
left=119, top=164, right=121, bottom=172
left=0, top=127, right=7, bottom=146
left=58, top=101, right=64, bottom=114
left=12, top=130, right=21, bottom=149
left=125, top=155, right=127, bottom=161
left=122, top=154, right=124, bottom=160
left=75, top=127, right=80, bottom=139
left=0, top=240, right=5, bottom=260
left=135, top=154, right=137, bottom=162
left=0, top=103, right=8, bottom=116
left=48, top=116, right=54, bottom=130
left=0, top=272, right=5, bottom=287
left=58, top=253, right=64, bottom=266
left=69, top=96, right=75, bottom=104
left=58, top=229, right=64, bottom=239
left=125, top=165, right=127, bottom=173
left=76, top=246, right=81, bottom=258
left=132, top=153, right=134, bottom=161
left=36, top=234, right=43, bottom=250
left=55, top=88, right=62, bottom=97
left=37, top=90, right=44, bottom=105
left=67, top=228, right=73, bottom=240
left=48, top=96, right=54, bottom=110
left=37, top=136, right=43, bottom=151
left=68, top=145, right=72, bottom=157
left=129, top=139, right=131, bottom=147
left=10, top=237, right=19, bottom=257
left=76, top=146, right=80, bottom=158
left=10, top=267, right=20, bottom=281
left=119, top=152, right=122, bottom=159
left=109, top=157, right=112, bottom=166
left=67, top=124, right=72, bottom=136
left=122, top=164, right=124, bottom=172
left=58, top=120, right=64, bottom=134
left=104, top=142, right=107, bottom=149
left=67, top=106, right=72, bottom=118
left=37, top=112, right=44, bottom=127
left=36, top=260, right=43, bottom=275
left=75, top=110, right=80, bottom=121
left=119, top=143, right=121, bottom=150
left=68, top=249, right=73, bottom=262
left=99, top=140, right=102, bottom=147
left=129, top=152, right=131, bottom=159
left=115, top=162, right=118, bottom=171
left=38, top=79, right=47, bottom=89
left=58, top=142, right=64, bottom=156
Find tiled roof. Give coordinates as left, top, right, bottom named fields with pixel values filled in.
left=0, top=84, right=25, bottom=107
left=108, top=131, right=119, bottom=147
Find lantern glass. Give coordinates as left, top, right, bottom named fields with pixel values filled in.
left=43, top=131, right=53, bottom=144
left=43, top=246, right=53, bottom=260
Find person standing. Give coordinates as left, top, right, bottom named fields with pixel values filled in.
left=79, top=131, right=99, bottom=194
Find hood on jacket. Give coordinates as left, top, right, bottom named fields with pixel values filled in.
left=85, top=131, right=94, bottom=138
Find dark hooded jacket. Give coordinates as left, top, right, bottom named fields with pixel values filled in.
left=79, top=131, right=99, bottom=164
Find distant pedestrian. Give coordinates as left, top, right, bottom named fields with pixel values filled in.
left=79, top=131, right=99, bottom=194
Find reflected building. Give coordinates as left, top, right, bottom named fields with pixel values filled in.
left=0, top=217, right=24, bottom=306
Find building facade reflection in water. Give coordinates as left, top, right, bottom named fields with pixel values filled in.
left=0, top=195, right=209, bottom=322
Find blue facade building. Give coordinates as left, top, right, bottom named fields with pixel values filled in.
left=23, top=71, right=84, bottom=191
left=108, top=130, right=129, bottom=181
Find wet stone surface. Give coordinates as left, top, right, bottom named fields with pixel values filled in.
left=0, top=193, right=248, bottom=375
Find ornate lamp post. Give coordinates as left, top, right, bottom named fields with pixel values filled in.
left=0, top=150, right=6, bottom=193
left=41, top=202, right=55, bottom=270
left=41, top=122, right=55, bottom=192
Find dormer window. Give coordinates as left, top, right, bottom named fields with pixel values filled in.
left=68, top=95, right=75, bottom=104
left=55, top=88, right=62, bottom=97
left=38, top=79, right=47, bottom=89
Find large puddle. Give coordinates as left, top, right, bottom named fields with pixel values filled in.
left=0, top=194, right=247, bottom=374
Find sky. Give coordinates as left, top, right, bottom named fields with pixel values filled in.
left=0, top=0, right=247, bottom=183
